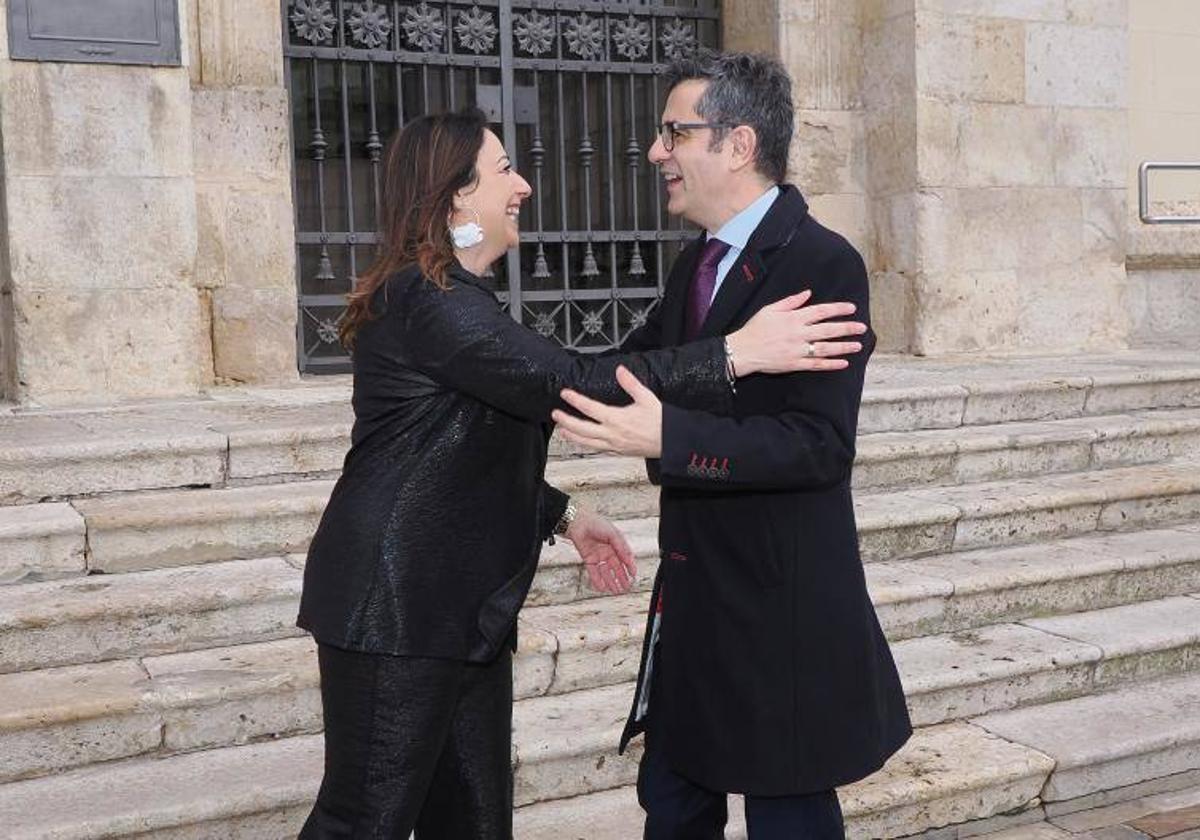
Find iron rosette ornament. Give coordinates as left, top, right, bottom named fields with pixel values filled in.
left=403, top=2, right=447, bottom=52
left=514, top=9, right=555, bottom=56
left=611, top=15, right=650, bottom=61
left=563, top=12, right=605, bottom=60
left=660, top=17, right=697, bottom=60
left=291, top=0, right=337, bottom=44
left=456, top=5, right=498, bottom=54
left=347, top=1, right=393, bottom=48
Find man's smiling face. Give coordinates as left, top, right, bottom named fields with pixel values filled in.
left=647, top=79, right=732, bottom=232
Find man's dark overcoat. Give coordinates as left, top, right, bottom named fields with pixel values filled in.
left=618, top=185, right=912, bottom=796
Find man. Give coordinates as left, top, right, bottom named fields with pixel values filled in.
left=552, top=51, right=912, bottom=839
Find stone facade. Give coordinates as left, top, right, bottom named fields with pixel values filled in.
left=0, top=0, right=297, bottom=406
left=908, top=3, right=1130, bottom=355
left=1126, top=1, right=1200, bottom=349
left=738, top=0, right=1199, bottom=356
left=186, top=0, right=298, bottom=387
left=0, top=3, right=210, bottom=405
left=737, top=0, right=1140, bottom=354
left=0, top=0, right=1194, bottom=406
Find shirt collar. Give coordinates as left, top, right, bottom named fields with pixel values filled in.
left=706, top=185, right=781, bottom=250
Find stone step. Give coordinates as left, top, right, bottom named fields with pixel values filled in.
left=71, top=480, right=335, bottom=574
left=5, top=594, right=1197, bottom=787
left=852, top=407, right=1200, bottom=491
left=517, top=595, right=649, bottom=699
left=510, top=518, right=1200, bottom=631
left=974, top=671, right=1200, bottom=806
left=871, top=523, right=1200, bottom=640
left=0, top=502, right=85, bottom=585
left=556, top=457, right=1200, bottom=556
left=0, top=540, right=653, bottom=676
left=4, top=516, right=1197, bottom=681
left=0, top=732, right=321, bottom=840
left=511, top=628, right=1200, bottom=820
left=525, top=523, right=1200, bottom=695
left=0, top=557, right=304, bottom=675
left=854, top=458, right=1200, bottom=564
left=1, top=413, right=1195, bottom=582
left=856, top=351, right=1200, bottom=435
left=2, top=352, right=1198, bottom=505
left=514, top=721, right=1054, bottom=840
left=541, top=409, right=1200, bottom=515
left=0, top=637, right=321, bottom=785
left=0, top=718, right=1057, bottom=840
left=550, top=456, right=1200, bottom=564
left=0, top=392, right=353, bottom=506
left=895, top=595, right=1200, bottom=727
left=0, top=409, right=229, bottom=507
left=517, top=592, right=1200, bottom=721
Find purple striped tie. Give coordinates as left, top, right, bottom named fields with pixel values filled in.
left=686, top=237, right=731, bottom=340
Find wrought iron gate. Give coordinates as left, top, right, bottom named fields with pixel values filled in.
left=284, top=0, right=721, bottom=373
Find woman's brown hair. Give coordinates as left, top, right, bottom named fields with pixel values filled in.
left=339, top=108, right=488, bottom=348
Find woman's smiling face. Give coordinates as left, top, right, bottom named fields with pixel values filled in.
left=454, top=129, right=532, bottom=261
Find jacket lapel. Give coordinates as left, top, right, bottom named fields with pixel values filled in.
left=698, top=249, right=768, bottom=340
left=698, top=185, right=810, bottom=340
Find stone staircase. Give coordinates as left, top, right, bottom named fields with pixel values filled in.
left=0, top=351, right=1199, bottom=839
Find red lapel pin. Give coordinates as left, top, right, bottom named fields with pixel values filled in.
left=742, top=264, right=755, bottom=283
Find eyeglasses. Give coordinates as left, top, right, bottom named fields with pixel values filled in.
left=657, top=121, right=737, bottom=152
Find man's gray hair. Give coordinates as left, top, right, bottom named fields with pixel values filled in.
left=665, top=50, right=793, bottom=184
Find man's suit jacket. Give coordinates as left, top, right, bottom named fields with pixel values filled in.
left=617, top=185, right=913, bottom=796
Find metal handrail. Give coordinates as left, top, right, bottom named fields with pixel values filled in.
left=1138, top=162, right=1200, bottom=224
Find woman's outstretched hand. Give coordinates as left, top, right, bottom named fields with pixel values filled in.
left=564, top=509, right=637, bottom=595
left=727, top=290, right=867, bottom=375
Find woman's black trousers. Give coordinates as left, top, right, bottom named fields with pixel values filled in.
left=298, top=642, right=514, bottom=839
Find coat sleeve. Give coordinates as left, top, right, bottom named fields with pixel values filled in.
left=656, top=246, right=873, bottom=492
left=398, top=275, right=732, bottom=422
left=537, top=481, right=570, bottom=540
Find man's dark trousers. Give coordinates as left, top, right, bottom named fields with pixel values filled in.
left=636, top=663, right=845, bottom=840
left=638, top=727, right=845, bottom=840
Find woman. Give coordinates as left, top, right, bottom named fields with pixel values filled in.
left=296, top=108, right=865, bottom=839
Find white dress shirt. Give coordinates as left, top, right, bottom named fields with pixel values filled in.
left=705, top=185, right=781, bottom=303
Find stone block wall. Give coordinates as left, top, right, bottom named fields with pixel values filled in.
left=0, top=147, right=15, bottom=399
left=903, top=0, right=1130, bottom=355
left=0, top=0, right=297, bottom=405
left=186, top=0, right=298, bottom=386
left=863, top=1, right=919, bottom=351
left=734, top=0, right=1140, bottom=356
left=1126, top=0, right=1200, bottom=349
left=778, top=1, right=868, bottom=251
left=0, top=0, right=211, bottom=404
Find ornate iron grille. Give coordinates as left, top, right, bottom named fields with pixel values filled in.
left=284, top=0, right=721, bottom=373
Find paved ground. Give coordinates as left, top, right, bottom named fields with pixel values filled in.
left=982, top=785, right=1200, bottom=839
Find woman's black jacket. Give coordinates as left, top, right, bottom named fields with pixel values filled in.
left=297, top=263, right=732, bottom=662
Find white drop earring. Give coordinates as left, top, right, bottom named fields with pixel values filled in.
left=449, top=205, right=485, bottom=249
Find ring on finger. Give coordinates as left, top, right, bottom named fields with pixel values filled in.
left=803, top=342, right=816, bottom=358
